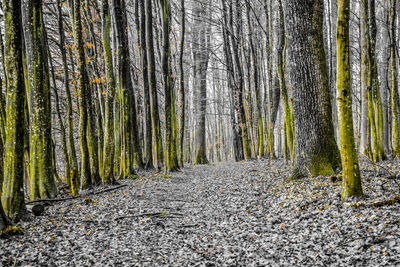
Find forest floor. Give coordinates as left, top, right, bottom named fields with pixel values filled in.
left=1, top=158, right=400, bottom=266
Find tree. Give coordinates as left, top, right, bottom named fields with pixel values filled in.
left=178, top=0, right=186, bottom=167
left=193, top=0, right=211, bottom=165
left=221, top=0, right=241, bottom=161
left=389, top=0, right=400, bottom=156
left=146, top=0, right=163, bottom=171
left=161, top=0, right=179, bottom=171
left=82, top=0, right=102, bottom=187
left=337, top=0, right=363, bottom=199
left=23, top=0, right=57, bottom=200
left=276, top=0, right=294, bottom=163
left=265, top=0, right=280, bottom=159
left=102, top=0, right=116, bottom=183
left=56, top=0, right=78, bottom=195
left=359, top=0, right=369, bottom=154
left=231, top=0, right=250, bottom=159
left=139, top=0, right=153, bottom=170
left=1, top=0, right=27, bottom=220
left=113, top=0, right=142, bottom=176
left=73, top=0, right=92, bottom=190
left=363, top=0, right=385, bottom=162
left=284, top=0, right=341, bottom=179
left=245, top=1, right=264, bottom=158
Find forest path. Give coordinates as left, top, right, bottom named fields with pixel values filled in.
left=1, top=159, right=400, bottom=266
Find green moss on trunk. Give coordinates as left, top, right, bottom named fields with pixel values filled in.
left=2, top=0, right=27, bottom=221
left=337, top=0, right=363, bottom=200
left=101, top=0, right=116, bottom=184
left=73, top=0, right=92, bottom=190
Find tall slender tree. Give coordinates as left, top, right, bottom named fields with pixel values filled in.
left=246, top=2, right=264, bottom=158
left=390, top=0, right=400, bottom=156
left=360, top=0, right=369, bottom=154
left=265, top=0, right=280, bottom=159
left=23, top=0, right=57, bottom=200
left=337, top=0, right=363, bottom=199
left=113, top=0, right=142, bottom=175
left=139, top=0, right=153, bottom=170
left=102, top=0, right=116, bottom=183
left=56, top=0, right=78, bottom=195
left=161, top=0, right=179, bottom=171
left=146, top=0, right=163, bottom=171
left=73, top=0, right=92, bottom=190
left=277, top=0, right=294, bottom=163
left=193, top=0, right=211, bottom=165
left=178, top=0, right=186, bottom=167
left=230, top=0, right=250, bottom=159
left=364, top=0, right=385, bottom=162
left=2, top=0, right=27, bottom=220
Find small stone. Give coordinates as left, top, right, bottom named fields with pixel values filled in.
left=32, top=205, right=45, bottom=216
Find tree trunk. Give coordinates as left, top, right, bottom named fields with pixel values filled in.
left=113, top=0, right=142, bottom=176
left=2, top=0, right=27, bottom=221
left=102, top=0, right=116, bottom=183
left=221, top=0, right=241, bottom=161
left=390, top=0, right=400, bottom=156
left=360, top=0, right=369, bottom=154
left=230, top=0, right=250, bottom=159
left=367, top=0, right=385, bottom=162
left=284, top=0, right=341, bottom=179
left=138, top=0, right=153, bottom=170
left=246, top=2, right=264, bottom=158
left=146, top=0, right=163, bottom=171
left=277, top=0, right=294, bottom=163
left=265, top=0, right=280, bottom=159
left=178, top=0, right=186, bottom=167
left=337, top=0, right=363, bottom=199
left=161, top=0, right=179, bottom=170
left=56, top=0, right=78, bottom=195
left=73, top=0, right=92, bottom=190
left=23, top=0, right=57, bottom=200
left=193, top=1, right=210, bottom=165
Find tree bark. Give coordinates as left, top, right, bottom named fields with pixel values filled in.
left=178, top=0, right=186, bottom=167
left=23, top=0, right=57, bottom=200
left=146, top=0, right=163, bottom=171
left=138, top=0, right=153, bottom=170
left=277, top=0, right=294, bottom=163
left=265, top=0, right=280, bottom=159
left=390, top=0, right=400, bottom=156
left=360, top=0, right=369, bottom=154
left=2, top=0, right=27, bottom=221
left=284, top=0, right=341, bottom=179
left=337, top=0, right=363, bottom=199
left=102, top=0, right=116, bottom=183
left=246, top=2, right=264, bottom=158
left=161, top=0, right=179, bottom=170
left=229, top=0, right=250, bottom=159
left=73, top=0, right=92, bottom=190
left=193, top=0, right=210, bottom=165
left=113, top=0, right=142, bottom=175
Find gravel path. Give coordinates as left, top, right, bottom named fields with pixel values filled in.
left=1, top=159, right=400, bottom=266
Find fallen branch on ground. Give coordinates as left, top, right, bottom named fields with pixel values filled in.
left=370, top=196, right=400, bottom=207
left=26, top=184, right=128, bottom=204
